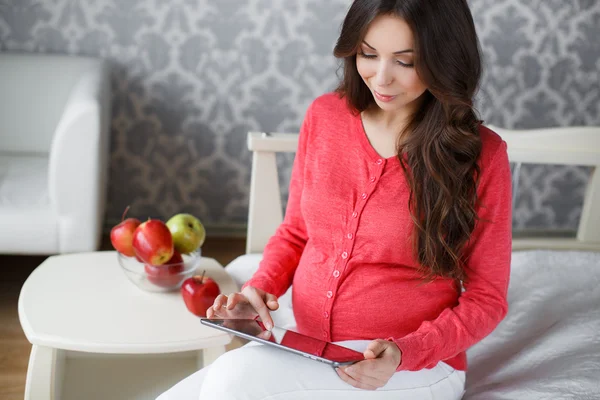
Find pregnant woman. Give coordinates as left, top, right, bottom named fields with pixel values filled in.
left=159, top=0, right=511, bottom=398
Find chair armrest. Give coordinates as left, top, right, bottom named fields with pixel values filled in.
left=246, top=132, right=298, bottom=254
left=48, top=61, right=111, bottom=253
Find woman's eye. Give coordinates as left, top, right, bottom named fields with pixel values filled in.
left=358, top=52, right=377, bottom=59
left=396, top=60, right=414, bottom=68
left=358, top=52, right=414, bottom=68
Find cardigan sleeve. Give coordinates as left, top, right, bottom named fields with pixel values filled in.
left=241, top=105, right=313, bottom=298
left=389, top=140, right=512, bottom=371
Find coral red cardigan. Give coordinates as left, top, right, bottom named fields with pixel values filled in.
left=243, top=93, right=512, bottom=371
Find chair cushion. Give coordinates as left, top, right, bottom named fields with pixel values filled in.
left=0, top=153, right=50, bottom=209
left=0, top=153, right=58, bottom=254
left=226, top=254, right=296, bottom=329
left=0, top=207, right=59, bottom=254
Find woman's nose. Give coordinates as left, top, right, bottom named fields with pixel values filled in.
left=375, top=62, right=393, bottom=86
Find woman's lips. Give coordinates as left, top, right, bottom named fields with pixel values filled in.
left=374, top=91, right=397, bottom=102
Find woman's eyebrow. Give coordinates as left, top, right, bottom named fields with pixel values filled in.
left=362, top=40, right=414, bottom=54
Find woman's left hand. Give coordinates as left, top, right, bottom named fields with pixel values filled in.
left=336, top=339, right=402, bottom=390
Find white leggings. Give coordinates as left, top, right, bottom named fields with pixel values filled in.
left=157, top=340, right=465, bottom=400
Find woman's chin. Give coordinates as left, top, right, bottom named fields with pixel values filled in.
left=374, top=97, right=402, bottom=111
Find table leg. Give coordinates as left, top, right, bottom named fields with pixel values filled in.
left=198, top=345, right=226, bottom=370
left=24, top=345, right=64, bottom=400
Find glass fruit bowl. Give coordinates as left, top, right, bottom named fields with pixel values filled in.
left=117, top=249, right=202, bottom=292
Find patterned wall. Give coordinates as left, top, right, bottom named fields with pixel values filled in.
left=0, top=0, right=598, bottom=236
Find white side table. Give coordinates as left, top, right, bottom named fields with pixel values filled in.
left=18, top=251, right=238, bottom=400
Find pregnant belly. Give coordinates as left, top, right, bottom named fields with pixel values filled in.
left=291, top=261, right=459, bottom=342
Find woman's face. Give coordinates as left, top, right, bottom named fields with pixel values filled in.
left=356, top=14, right=428, bottom=114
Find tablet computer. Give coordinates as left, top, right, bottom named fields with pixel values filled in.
left=200, top=318, right=365, bottom=367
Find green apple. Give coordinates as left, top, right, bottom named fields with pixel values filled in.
left=166, top=213, right=206, bottom=254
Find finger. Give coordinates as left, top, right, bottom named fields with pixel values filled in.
left=246, top=290, right=273, bottom=330
left=213, top=294, right=228, bottom=310
left=335, top=367, right=378, bottom=390
left=264, top=293, right=279, bottom=310
left=207, top=305, right=223, bottom=319
left=364, top=339, right=388, bottom=359
left=342, top=358, right=395, bottom=384
left=226, top=293, right=244, bottom=310
left=341, top=364, right=387, bottom=389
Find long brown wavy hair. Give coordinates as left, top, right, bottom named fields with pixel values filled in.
left=334, top=0, right=484, bottom=281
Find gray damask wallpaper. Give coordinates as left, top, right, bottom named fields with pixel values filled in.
left=0, top=0, right=598, bottom=236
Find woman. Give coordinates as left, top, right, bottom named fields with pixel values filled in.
left=158, top=0, right=511, bottom=398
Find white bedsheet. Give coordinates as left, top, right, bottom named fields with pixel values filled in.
left=226, top=249, right=600, bottom=398
left=465, top=250, right=600, bottom=399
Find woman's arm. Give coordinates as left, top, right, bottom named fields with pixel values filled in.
left=390, top=140, right=512, bottom=371
left=241, top=104, right=314, bottom=298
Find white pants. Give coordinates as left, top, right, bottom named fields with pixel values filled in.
left=157, top=339, right=465, bottom=400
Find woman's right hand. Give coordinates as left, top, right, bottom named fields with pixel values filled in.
left=206, top=286, right=279, bottom=330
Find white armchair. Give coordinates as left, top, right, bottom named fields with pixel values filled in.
left=0, top=52, right=111, bottom=254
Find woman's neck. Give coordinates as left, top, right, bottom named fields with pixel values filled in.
left=364, top=105, right=411, bottom=134
left=364, top=91, right=428, bottom=135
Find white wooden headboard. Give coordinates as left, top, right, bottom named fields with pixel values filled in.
left=246, top=126, right=600, bottom=254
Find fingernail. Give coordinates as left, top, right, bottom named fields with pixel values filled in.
left=266, top=322, right=273, bottom=330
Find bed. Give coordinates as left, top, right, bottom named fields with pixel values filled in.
left=226, top=125, right=600, bottom=399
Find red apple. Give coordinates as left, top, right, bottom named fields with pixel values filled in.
left=181, top=271, right=221, bottom=317
left=110, top=206, right=141, bottom=257
left=144, top=250, right=184, bottom=288
left=132, top=219, right=174, bottom=265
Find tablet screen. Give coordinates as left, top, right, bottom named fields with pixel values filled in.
left=203, top=318, right=365, bottom=365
